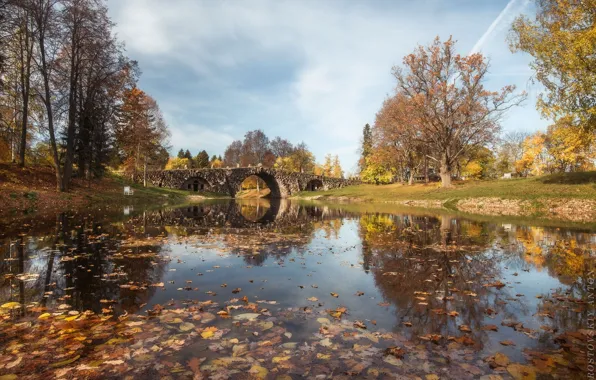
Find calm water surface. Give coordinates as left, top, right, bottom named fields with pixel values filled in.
left=0, top=200, right=594, bottom=379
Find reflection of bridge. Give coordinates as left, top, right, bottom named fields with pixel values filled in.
left=147, top=200, right=356, bottom=228
left=145, top=167, right=358, bottom=198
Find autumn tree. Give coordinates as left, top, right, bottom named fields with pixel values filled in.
left=223, top=140, right=242, bottom=167
left=516, top=132, right=549, bottom=176
left=331, top=155, right=343, bottom=178
left=496, top=131, right=530, bottom=175
left=270, top=136, right=294, bottom=158
left=373, top=94, right=425, bottom=185
left=545, top=117, right=595, bottom=172
left=393, top=37, right=525, bottom=187
left=322, top=154, right=332, bottom=176
left=114, top=87, right=169, bottom=185
left=510, top=0, right=596, bottom=132
left=241, top=129, right=269, bottom=166
left=274, top=142, right=315, bottom=173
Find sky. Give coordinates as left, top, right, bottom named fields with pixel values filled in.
left=106, top=0, right=546, bottom=174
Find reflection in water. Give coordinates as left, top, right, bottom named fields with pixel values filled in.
left=0, top=201, right=593, bottom=378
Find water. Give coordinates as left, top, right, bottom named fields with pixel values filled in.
left=0, top=199, right=593, bottom=379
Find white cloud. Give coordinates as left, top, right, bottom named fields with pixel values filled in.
left=108, top=0, right=547, bottom=170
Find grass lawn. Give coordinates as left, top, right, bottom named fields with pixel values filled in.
left=296, top=172, right=596, bottom=202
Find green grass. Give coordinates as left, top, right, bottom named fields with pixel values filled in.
left=295, top=172, right=596, bottom=202
left=102, top=173, right=230, bottom=205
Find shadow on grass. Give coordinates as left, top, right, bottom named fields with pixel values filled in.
left=539, top=171, right=596, bottom=184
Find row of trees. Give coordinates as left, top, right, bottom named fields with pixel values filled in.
left=221, top=129, right=344, bottom=177
left=0, top=0, right=170, bottom=190
left=165, top=149, right=223, bottom=170
left=359, top=0, right=595, bottom=187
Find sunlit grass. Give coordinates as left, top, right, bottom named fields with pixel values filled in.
left=296, top=172, right=596, bottom=201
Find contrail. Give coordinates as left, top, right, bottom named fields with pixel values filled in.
left=469, top=0, right=530, bottom=55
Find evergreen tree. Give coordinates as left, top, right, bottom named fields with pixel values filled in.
left=184, top=149, right=192, bottom=159
left=195, top=150, right=210, bottom=168
left=177, top=149, right=185, bottom=159
left=359, top=123, right=373, bottom=173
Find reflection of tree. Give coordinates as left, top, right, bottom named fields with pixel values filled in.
left=0, top=211, right=170, bottom=316
left=359, top=214, right=595, bottom=353
left=360, top=214, right=516, bottom=348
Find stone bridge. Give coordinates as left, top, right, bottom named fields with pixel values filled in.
left=145, top=167, right=358, bottom=198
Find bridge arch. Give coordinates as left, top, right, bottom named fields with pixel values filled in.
left=304, top=178, right=323, bottom=191
left=231, top=170, right=283, bottom=198
left=181, top=176, right=211, bottom=192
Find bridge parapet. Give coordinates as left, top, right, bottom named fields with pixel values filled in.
left=144, top=167, right=359, bottom=198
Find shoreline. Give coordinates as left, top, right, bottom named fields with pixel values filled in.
left=291, top=194, right=596, bottom=224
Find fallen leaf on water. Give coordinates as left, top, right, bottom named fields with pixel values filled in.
left=385, top=346, right=405, bottom=358
left=330, top=292, right=339, bottom=298
left=500, top=340, right=516, bottom=346
left=272, top=356, right=290, bottom=363
left=494, top=352, right=510, bottom=367
left=458, top=325, right=472, bottom=333
left=307, top=297, right=318, bottom=302
left=201, top=326, right=218, bottom=339
left=50, top=355, right=80, bottom=368
left=482, top=324, right=499, bottom=332
left=483, top=281, right=506, bottom=289
left=232, top=288, right=241, bottom=294
left=507, top=363, right=536, bottom=380
left=353, top=321, right=366, bottom=329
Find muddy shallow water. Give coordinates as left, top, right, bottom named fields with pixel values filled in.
left=0, top=200, right=594, bottom=379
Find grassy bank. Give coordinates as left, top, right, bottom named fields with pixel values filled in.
left=0, top=164, right=197, bottom=220
left=296, top=172, right=596, bottom=201
left=294, top=172, right=596, bottom=223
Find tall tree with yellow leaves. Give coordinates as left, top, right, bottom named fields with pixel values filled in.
left=510, top=0, right=596, bottom=132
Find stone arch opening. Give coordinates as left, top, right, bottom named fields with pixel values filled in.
left=181, top=177, right=210, bottom=192
left=305, top=179, right=323, bottom=191
left=235, top=172, right=281, bottom=198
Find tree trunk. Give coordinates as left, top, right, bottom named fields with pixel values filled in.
left=18, top=14, right=33, bottom=167
left=424, top=154, right=429, bottom=183
left=143, top=158, right=147, bottom=187
left=440, top=155, right=452, bottom=188
left=36, top=4, right=63, bottom=191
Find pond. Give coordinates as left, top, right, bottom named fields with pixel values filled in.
left=0, top=200, right=594, bottom=379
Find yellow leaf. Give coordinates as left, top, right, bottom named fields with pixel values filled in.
left=1, top=302, right=21, bottom=310
left=272, top=356, right=290, bottom=363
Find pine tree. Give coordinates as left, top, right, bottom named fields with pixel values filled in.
left=195, top=150, right=210, bottom=168
left=177, top=149, right=185, bottom=159
left=359, top=124, right=373, bottom=173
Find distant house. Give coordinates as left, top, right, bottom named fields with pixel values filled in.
left=502, top=173, right=512, bottom=179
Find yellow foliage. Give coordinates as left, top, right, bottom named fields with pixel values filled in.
left=165, top=157, right=191, bottom=170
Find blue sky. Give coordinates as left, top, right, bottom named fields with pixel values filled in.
left=107, top=0, right=546, bottom=174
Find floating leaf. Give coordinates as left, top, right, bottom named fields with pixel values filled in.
left=0, top=302, right=21, bottom=310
